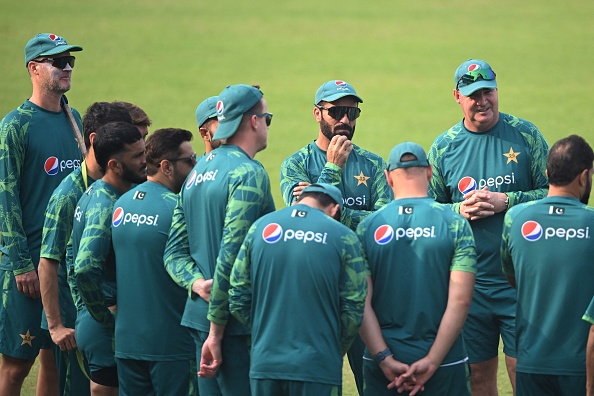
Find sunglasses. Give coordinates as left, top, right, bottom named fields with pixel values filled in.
left=34, top=56, right=76, bottom=70
left=166, top=152, right=197, bottom=166
left=316, top=105, right=361, bottom=121
left=456, top=68, right=496, bottom=90
left=248, top=112, right=273, bottom=126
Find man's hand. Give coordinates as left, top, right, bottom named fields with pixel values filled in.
left=192, top=278, right=213, bottom=302
left=49, top=325, right=77, bottom=351
left=291, top=181, right=311, bottom=200
left=198, top=334, right=223, bottom=378
left=15, top=269, right=40, bottom=299
left=378, top=356, right=411, bottom=391
left=393, top=357, right=438, bottom=395
left=327, top=135, right=353, bottom=169
left=460, top=187, right=507, bottom=220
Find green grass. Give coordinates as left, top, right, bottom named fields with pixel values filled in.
left=3, top=0, right=593, bottom=394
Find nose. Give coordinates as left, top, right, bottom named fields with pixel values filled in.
left=64, top=63, right=73, bottom=71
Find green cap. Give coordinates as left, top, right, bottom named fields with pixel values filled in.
left=454, top=59, right=497, bottom=96
left=387, top=142, right=429, bottom=171
left=301, top=183, right=344, bottom=211
left=195, top=96, right=219, bottom=128
left=314, top=80, right=363, bottom=104
left=24, top=33, right=82, bottom=66
left=213, top=85, right=263, bottom=141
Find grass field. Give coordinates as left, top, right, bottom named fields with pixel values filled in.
left=2, top=0, right=593, bottom=394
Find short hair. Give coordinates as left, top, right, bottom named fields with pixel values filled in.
left=547, top=134, right=594, bottom=186
left=112, top=101, right=152, bottom=127
left=82, top=102, right=133, bottom=149
left=145, top=128, right=194, bottom=176
left=93, top=122, right=143, bottom=174
left=297, top=190, right=342, bottom=220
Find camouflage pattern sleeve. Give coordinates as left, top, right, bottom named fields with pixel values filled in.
left=0, top=110, right=34, bottom=274
left=208, top=164, right=275, bottom=326
left=280, top=148, right=323, bottom=206
left=339, top=231, right=368, bottom=354
left=500, top=210, right=515, bottom=277
left=74, top=202, right=116, bottom=330
left=228, top=223, right=256, bottom=329
left=582, top=296, right=594, bottom=325
left=507, top=126, right=549, bottom=208
left=449, top=213, right=477, bottom=273
left=427, top=134, right=462, bottom=214
left=164, top=195, right=204, bottom=296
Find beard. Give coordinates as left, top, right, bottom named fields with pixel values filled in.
left=581, top=176, right=592, bottom=205
left=121, top=161, right=147, bottom=185
left=320, top=117, right=355, bottom=141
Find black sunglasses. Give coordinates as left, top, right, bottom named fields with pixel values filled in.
left=248, top=112, right=273, bottom=126
left=34, top=56, right=76, bottom=70
left=316, top=105, right=361, bottom=121
left=166, top=152, right=197, bottom=166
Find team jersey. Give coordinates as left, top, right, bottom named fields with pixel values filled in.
left=40, top=165, right=94, bottom=329
left=0, top=100, right=82, bottom=274
left=229, top=204, right=367, bottom=385
left=164, top=145, right=275, bottom=334
left=501, top=196, right=594, bottom=375
left=280, top=141, right=392, bottom=230
left=357, top=197, right=477, bottom=365
left=112, top=181, right=194, bottom=361
left=428, top=113, right=549, bottom=287
left=583, top=296, right=594, bottom=325
left=71, top=179, right=121, bottom=331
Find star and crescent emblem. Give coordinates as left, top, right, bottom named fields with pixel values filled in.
left=354, top=171, right=370, bottom=186
left=503, top=147, right=520, bottom=164
left=20, top=330, right=35, bottom=346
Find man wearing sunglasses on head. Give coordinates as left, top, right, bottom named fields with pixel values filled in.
left=280, top=79, right=392, bottom=395
left=427, top=59, right=549, bottom=396
left=0, top=33, right=83, bottom=395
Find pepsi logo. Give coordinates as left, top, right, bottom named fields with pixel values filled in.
left=468, top=64, right=480, bottom=71
left=48, top=34, right=59, bottom=41
left=521, top=220, right=542, bottom=242
left=112, top=207, right=125, bottom=227
left=262, top=223, right=283, bottom=244
left=185, top=170, right=197, bottom=190
left=374, top=225, right=394, bottom=245
left=335, top=80, right=347, bottom=86
left=458, top=176, right=477, bottom=195
left=44, top=157, right=59, bottom=176
left=216, top=100, right=224, bottom=115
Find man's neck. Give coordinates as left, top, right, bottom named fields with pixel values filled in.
left=28, top=89, right=64, bottom=113
left=148, top=174, right=174, bottom=193
left=102, top=173, right=132, bottom=194
left=85, top=150, right=103, bottom=180
left=315, top=133, right=330, bottom=151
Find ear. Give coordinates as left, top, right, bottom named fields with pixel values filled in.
left=326, top=203, right=339, bottom=218
left=199, top=126, right=211, bottom=142
left=313, top=106, right=322, bottom=123
left=453, top=89, right=461, bottom=103
left=107, top=158, right=121, bottom=175
left=89, top=132, right=97, bottom=145
left=385, top=169, right=394, bottom=188
left=28, top=61, right=40, bottom=76
left=160, top=159, right=173, bottom=176
left=426, top=164, right=433, bottom=182
left=579, top=168, right=590, bottom=187
left=248, top=114, right=259, bottom=129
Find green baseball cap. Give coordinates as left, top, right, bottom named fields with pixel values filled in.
left=213, top=85, right=263, bottom=141
left=301, top=183, right=344, bottom=211
left=195, top=96, right=219, bottom=128
left=314, top=80, right=363, bottom=104
left=454, top=59, right=497, bottom=96
left=387, top=142, right=429, bottom=171
left=24, top=33, right=82, bottom=66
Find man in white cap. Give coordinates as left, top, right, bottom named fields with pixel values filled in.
left=0, top=32, right=83, bottom=395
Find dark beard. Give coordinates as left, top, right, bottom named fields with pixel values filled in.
left=320, top=117, right=355, bottom=141
left=121, top=161, right=147, bottom=185
left=581, top=177, right=592, bottom=205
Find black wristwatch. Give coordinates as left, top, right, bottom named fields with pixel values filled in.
left=372, top=348, right=393, bottom=363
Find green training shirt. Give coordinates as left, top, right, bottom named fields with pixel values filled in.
left=583, top=296, right=594, bottom=325
left=357, top=197, right=476, bottom=365
left=229, top=204, right=367, bottom=385
left=280, top=141, right=392, bottom=230
left=40, top=165, right=94, bottom=329
left=164, top=145, right=275, bottom=334
left=71, top=179, right=121, bottom=331
left=501, top=196, right=594, bottom=375
left=428, top=113, right=548, bottom=287
left=112, top=181, right=194, bottom=361
left=0, top=100, right=82, bottom=274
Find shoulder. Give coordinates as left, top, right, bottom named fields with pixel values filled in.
left=351, top=144, right=387, bottom=166
left=281, top=142, right=316, bottom=164
left=500, top=112, right=543, bottom=136
left=429, top=122, right=465, bottom=154
left=0, top=102, right=33, bottom=136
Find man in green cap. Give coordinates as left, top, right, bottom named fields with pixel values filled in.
left=195, top=95, right=221, bottom=154
left=229, top=183, right=367, bottom=396
left=165, top=84, right=275, bottom=395
left=0, top=32, right=83, bottom=395
left=427, top=58, right=549, bottom=395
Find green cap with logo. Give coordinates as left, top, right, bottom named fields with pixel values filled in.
left=213, top=84, right=262, bottom=141
left=387, top=142, right=429, bottom=171
left=315, top=80, right=363, bottom=104
left=454, top=59, right=497, bottom=96
left=195, top=96, right=219, bottom=128
left=24, top=33, right=82, bottom=66
left=301, top=183, right=344, bottom=211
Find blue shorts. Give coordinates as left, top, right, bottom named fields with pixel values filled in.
left=0, top=269, right=50, bottom=359
left=463, top=284, right=516, bottom=363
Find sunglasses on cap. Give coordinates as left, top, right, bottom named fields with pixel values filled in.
left=316, top=105, right=361, bottom=121
left=33, top=56, right=76, bottom=70
left=247, top=112, right=273, bottom=126
left=166, top=152, right=197, bottom=167
left=456, top=68, right=496, bottom=90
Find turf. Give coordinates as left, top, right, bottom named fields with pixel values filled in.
left=2, top=0, right=592, bottom=394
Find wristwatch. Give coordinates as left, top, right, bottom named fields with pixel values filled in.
left=372, top=348, right=393, bottom=363
left=504, top=193, right=510, bottom=211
